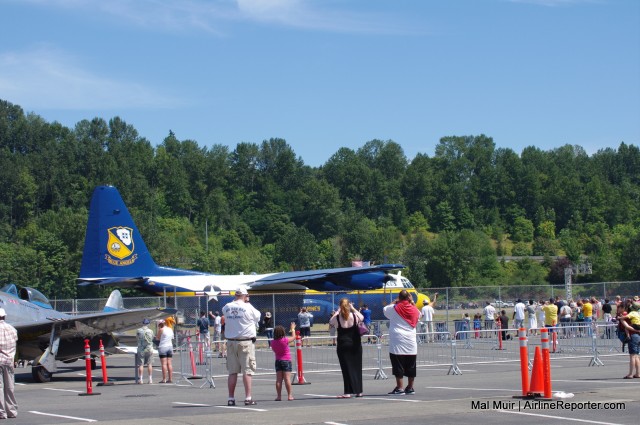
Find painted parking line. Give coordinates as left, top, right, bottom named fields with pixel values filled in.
left=304, top=393, right=422, bottom=402
left=173, top=402, right=210, bottom=407
left=554, top=379, right=639, bottom=385
left=426, top=386, right=520, bottom=392
left=496, top=409, right=623, bottom=425
left=216, top=405, right=267, bottom=412
left=174, top=400, right=267, bottom=412
left=43, top=387, right=83, bottom=393
left=29, top=411, right=97, bottom=422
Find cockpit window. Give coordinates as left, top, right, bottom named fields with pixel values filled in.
left=19, top=287, right=53, bottom=310
left=0, top=284, right=19, bottom=297
left=401, top=278, right=414, bottom=288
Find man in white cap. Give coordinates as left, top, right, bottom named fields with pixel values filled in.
left=263, top=311, right=274, bottom=347
left=0, top=308, right=18, bottom=419
left=222, top=287, right=261, bottom=406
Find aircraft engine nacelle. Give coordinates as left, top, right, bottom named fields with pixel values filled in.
left=323, top=270, right=390, bottom=291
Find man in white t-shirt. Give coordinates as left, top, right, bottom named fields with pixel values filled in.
left=513, top=299, right=526, bottom=329
left=420, top=293, right=438, bottom=342
left=222, top=287, right=261, bottom=406
left=210, top=311, right=222, bottom=352
left=483, top=302, right=496, bottom=334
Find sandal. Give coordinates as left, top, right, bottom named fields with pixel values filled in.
left=355, top=393, right=363, bottom=398
left=274, top=398, right=282, bottom=401
left=244, top=399, right=257, bottom=406
left=287, top=397, right=294, bottom=401
left=623, top=375, right=633, bottom=379
left=159, top=380, right=166, bottom=384
left=337, top=394, right=351, bottom=399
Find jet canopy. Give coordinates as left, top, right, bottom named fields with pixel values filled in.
left=0, top=283, right=53, bottom=309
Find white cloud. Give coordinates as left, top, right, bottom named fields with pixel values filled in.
left=234, top=0, right=407, bottom=33
left=15, top=0, right=404, bottom=34
left=0, top=47, right=181, bottom=110
left=16, top=0, right=229, bottom=34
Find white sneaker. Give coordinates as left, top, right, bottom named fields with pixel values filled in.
left=148, top=378, right=153, bottom=384
left=137, top=379, right=143, bottom=384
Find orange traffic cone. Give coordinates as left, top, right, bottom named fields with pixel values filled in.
left=528, top=346, right=544, bottom=396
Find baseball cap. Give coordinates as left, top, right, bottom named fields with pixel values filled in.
left=235, top=287, right=248, bottom=296
left=142, top=318, right=150, bottom=325
left=265, top=312, right=271, bottom=318
left=0, top=308, right=5, bottom=317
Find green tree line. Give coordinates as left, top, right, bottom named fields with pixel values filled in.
left=0, top=99, right=638, bottom=299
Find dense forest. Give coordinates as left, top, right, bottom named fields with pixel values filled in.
left=0, top=99, right=639, bottom=300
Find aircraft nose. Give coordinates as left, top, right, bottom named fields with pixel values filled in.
left=416, top=292, right=431, bottom=310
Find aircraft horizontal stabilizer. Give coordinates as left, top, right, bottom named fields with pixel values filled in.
left=78, top=277, right=145, bottom=287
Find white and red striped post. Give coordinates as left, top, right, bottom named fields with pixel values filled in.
left=540, top=328, right=552, bottom=399
left=197, top=331, right=204, bottom=365
left=187, top=335, right=197, bottom=376
left=96, top=339, right=113, bottom=386
left=79, top=339, right=100, bottom=396
left=518, top=328, right=529, bottom=397
left=292, top=330, right=310, bottom=385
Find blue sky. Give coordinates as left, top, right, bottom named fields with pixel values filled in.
left=1, top=0, right=638, bottom=167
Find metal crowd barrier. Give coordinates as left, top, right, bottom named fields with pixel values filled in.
left=175, top=336, right=216, bottom=388
left=172, top=323, right=628, bottom=388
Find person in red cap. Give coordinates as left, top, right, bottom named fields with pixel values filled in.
left=0, top=308, right=18, bottom=419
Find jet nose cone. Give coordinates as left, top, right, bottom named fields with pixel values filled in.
left=416, top=293, right=431, bottom=310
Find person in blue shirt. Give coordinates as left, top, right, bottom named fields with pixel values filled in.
left=196, top=311, right=210, bottom=350
left=360, top=305, right=372, bottom=343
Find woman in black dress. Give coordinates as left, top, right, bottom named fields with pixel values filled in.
left=329, top=298, right=364, bottom=398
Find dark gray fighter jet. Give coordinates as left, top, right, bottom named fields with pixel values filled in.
left=0, top=283, right=175, bottom=382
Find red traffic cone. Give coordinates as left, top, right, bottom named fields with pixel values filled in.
left=528, top=346, right=544, bottom=396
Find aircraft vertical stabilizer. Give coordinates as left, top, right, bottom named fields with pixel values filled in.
left=80, top=186, right=159, bottom=280
left=104, top=290, right=124, bottom=311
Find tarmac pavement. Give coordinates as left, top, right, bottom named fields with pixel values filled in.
left=10, top=348, right=639, bottom=425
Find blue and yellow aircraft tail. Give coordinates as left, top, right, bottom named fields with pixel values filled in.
left=79, top=186, right=204, bottom=287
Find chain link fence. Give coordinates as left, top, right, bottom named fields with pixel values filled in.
left=56, top=281, right=639, bottom=339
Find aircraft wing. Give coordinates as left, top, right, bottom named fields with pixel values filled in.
left=11, top=307, right=176, bottom=339
left=248, top=264, right=404, bottom=292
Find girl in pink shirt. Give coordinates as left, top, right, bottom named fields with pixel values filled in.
left=271, top=323, right=297, bottom=401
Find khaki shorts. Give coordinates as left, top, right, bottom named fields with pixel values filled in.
left=135, top=350, right=154, bottom=367
left=226, top=340, right=256, bottom=375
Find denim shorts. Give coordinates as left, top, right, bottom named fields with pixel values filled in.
left=629, top=334, right=640, bottom=355
left=275, top=359, right=292, bottom=372
left=158, top=346, right=173, bottom=358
